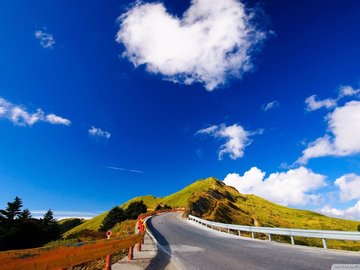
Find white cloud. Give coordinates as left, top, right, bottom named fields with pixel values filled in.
left=304, top=85, right=359, bottom=112
left=320, top=201, right=360, bottom=220
left=106, top=166, right=144, bottom=174
left=10, top=107, right=43, bottom=126
left=224, top=166, right=326, bottom=206
left=298, top=101, right=360, bottom=164
left=89, top=126, right=111, bottom=139
left=116, top=0, right=266, bottom=91
left=196, top=123, right=260, bottom=160
left=46, top=114, right=71, bottom=125
left=334, top=173, right=360, bottom=202
left=305, top=95, right=337, bottom=111
left=35, top=30, right=55, bottom=49
left=31, top=210, right=100, bottom=220
left=0, top=97, right=70, bottom=126
left=262, top=100, right=279, bottom=111
left=339, top=85, right=360, bottom=98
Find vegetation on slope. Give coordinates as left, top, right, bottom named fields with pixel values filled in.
left=58, top=218, right=84, bottom=234
left=66, top=177, right=360, bottom=250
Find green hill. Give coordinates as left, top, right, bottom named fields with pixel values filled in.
left=64, top=177, right=360, bottom=250
left=58, top=218, right=85, bottom=234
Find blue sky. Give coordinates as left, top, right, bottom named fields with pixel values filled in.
left=1, top=0, right=360, bottom=220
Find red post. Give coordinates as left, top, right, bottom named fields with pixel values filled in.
left=104, top=255, right=112, bottom=270
left=128, top=246, right=134, bottom=260
left=104, top=230, right=112, bottom=270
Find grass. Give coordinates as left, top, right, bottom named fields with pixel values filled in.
left=63, top=212, right=108, bottom=237
left=112, top=220, right=137, bottom=237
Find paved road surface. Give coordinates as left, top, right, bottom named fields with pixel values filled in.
left=146, top=213, right=359, bottom=270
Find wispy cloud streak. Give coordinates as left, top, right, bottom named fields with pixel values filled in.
left=106, top=166, right=144, bottom=174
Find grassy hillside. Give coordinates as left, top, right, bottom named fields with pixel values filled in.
left=58, top=218, right=84, bottom=234
left=64, top=177, right=360, bottom=250
left=64, top=212, right=108, bottom=237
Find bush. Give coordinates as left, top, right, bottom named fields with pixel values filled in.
left=125, top=201, right=147, bottom=219
left=99, top=207, right=127, bottom=231
left=163, top=204, right=172, bottom=210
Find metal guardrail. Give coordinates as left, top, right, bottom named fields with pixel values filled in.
left=188, top=215, right=360, bottom=249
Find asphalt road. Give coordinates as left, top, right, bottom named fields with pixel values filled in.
left=146, top=213, right=360, bottom=270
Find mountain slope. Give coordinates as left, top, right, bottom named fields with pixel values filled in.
left=58, top=218, right=84, bottom=234
left=65, top=177, right=360, bottom=250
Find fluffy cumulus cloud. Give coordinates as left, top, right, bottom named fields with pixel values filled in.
left=34, top=30, right=55, bottom=49
left=0, top=97, right=70, bottom=126
left=262, top=100, right=279, bottom=111
left=223, top=167, right=326, bottom=206
left=320, top=201, right=360, bottom=220
left=196, top=124, right=260, bottom=160
left=334, top=173, right=360, bottom=202
left=319, top=173, right=360, bottom=220
left=298, top=101, right=360, bottom=164
left=88, top=126, right=111, bottom=139
left=116, top=0, right=266, bottom=90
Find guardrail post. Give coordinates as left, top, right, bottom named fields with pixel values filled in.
left=251, top=232, right=255, bottom=239
left=227, top=228, right=230, bottom=234
left=128, top=246, right=134, bottom=260
left=322, top=239, right=327, bottom=249
left=238, top=230, right=241, bottom=236
left=290, top=236, right=295, bottom=245
left=104, top=255, right=112, bottom=270
left=268, top=234, right=272, bottom=241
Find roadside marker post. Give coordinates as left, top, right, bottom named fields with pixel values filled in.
left=105, top=230, right=112, bottom=270
left=128, top=246, right=134, bottom=260
left=137, top=220, right=142, bottom=251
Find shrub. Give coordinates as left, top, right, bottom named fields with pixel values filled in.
left=99, top=207, right=126, bottom=231
left=125, top=201, right=147, bottom=219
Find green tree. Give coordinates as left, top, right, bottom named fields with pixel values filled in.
left=358, top=224, right=360, bottom=232
left=99, top=206, right=126, bottom=231
left=155, top=204, right=162, bottom=211
left=0, top=197, right=44, bottom=250
left=125, top=200, right=147, bottom=219
left=0, top=196, right=23, bottom=221
left=18, top=209, right=32, bottom=221
left=41, top=210, right=61, bottom=243
left=162, top=204, right=171, bottom=210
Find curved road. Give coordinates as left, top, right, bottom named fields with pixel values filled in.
left=146, top=213, right=359, bottom=270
